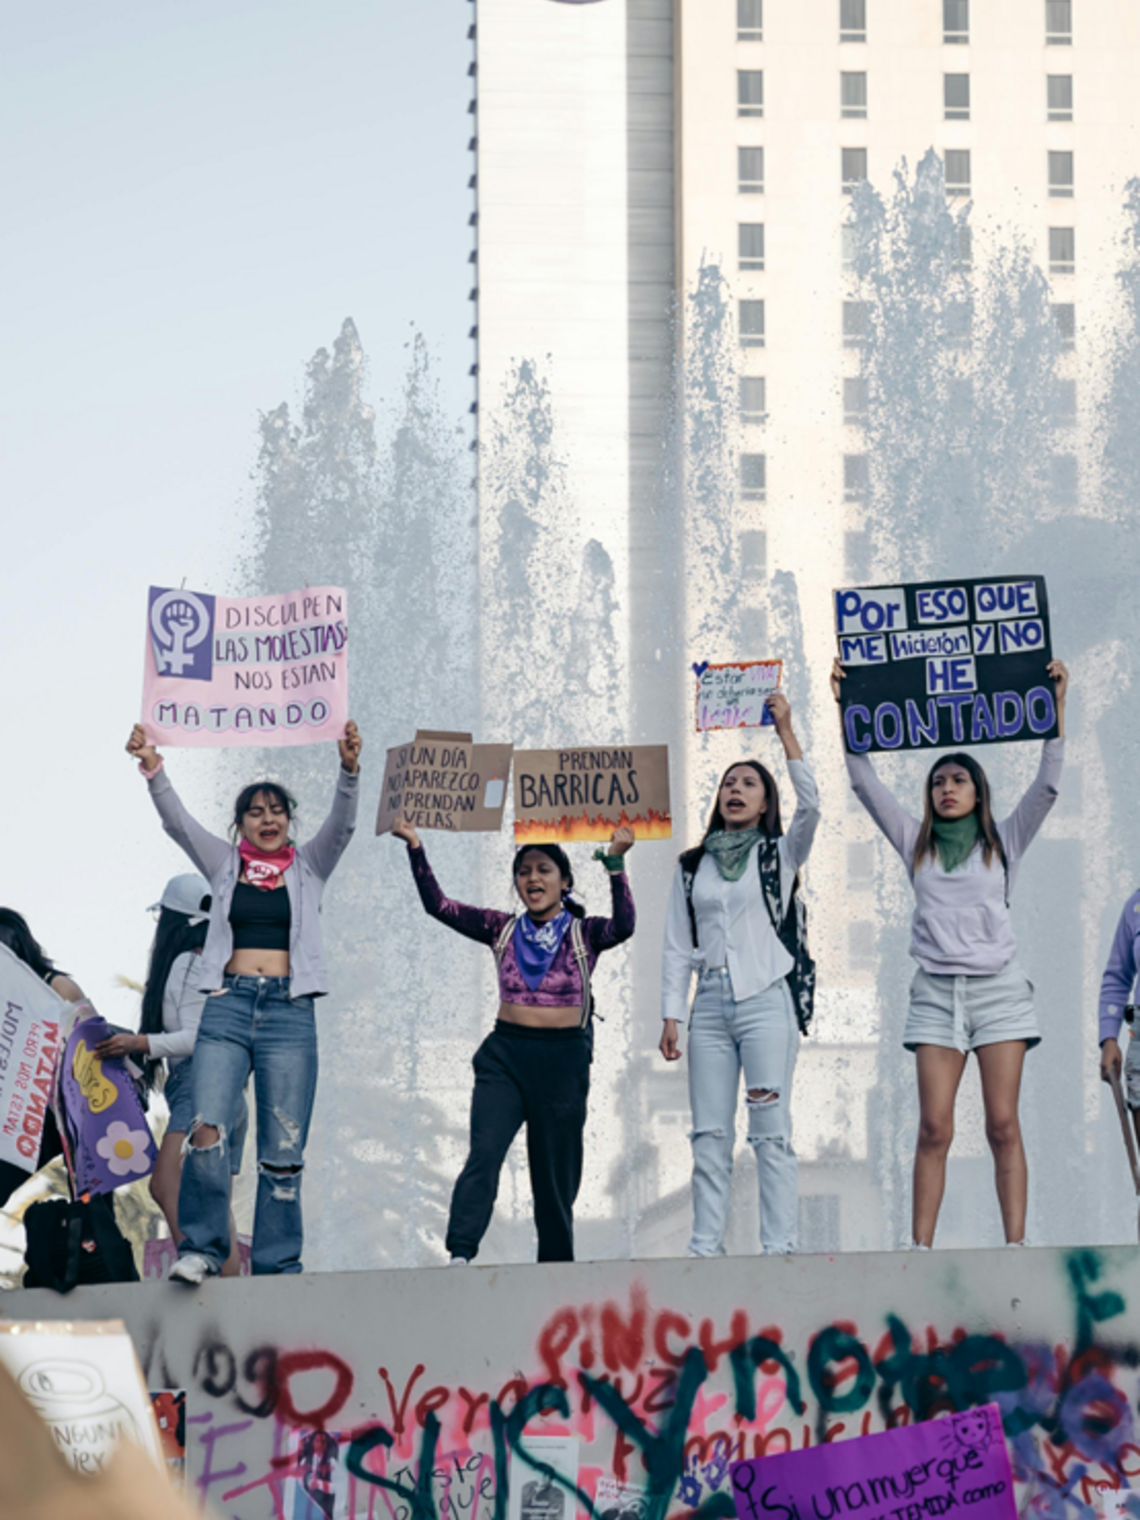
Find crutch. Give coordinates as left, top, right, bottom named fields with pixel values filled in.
left=1107, top=1061, right=1140, bottom=1241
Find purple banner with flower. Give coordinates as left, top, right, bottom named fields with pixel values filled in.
left=56, top=1010, right=156, bottom=1195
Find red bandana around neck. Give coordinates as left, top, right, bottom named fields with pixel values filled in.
left=238, top=837, right=296, bottom=890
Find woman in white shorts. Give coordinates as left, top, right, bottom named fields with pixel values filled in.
left=832, top=657, right=1068, bottom=1248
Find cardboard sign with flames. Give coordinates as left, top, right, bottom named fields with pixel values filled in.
left=512, top=746, right=672, bottom=843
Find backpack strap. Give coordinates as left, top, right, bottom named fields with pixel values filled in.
left=569, top=919, right=595, bottom=1029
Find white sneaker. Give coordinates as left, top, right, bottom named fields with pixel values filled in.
left=448, top=1256, right=470, bottom=1267
left=169, top=1252, right=215, bottom=1286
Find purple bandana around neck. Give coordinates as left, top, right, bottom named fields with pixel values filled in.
left=513, top=910, right=572, bottom=993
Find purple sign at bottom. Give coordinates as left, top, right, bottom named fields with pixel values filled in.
left=731, top=1405, right=1015, bottom=1520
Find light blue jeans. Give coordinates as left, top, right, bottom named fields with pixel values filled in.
left=687, top=969, right=799, bottom=1256
left=178, top=975, right=318, bottom=1275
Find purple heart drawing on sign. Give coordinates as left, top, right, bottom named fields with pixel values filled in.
left=692, top=662, right=710, bottom=678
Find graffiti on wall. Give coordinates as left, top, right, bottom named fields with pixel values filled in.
left=132, top=1251, right=1140, bottom=1520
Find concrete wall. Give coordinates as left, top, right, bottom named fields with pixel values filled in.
left=15, top=1244, right=1140, bottom=1519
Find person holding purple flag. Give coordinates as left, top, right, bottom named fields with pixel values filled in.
left=125, top=718, right=362, bottom=1283
left=94, top=875, right=245, bottom=1277
left=393, top=822, right=635, bottom=1264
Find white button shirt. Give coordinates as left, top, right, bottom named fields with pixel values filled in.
left=660, top=758, right=820, bottom=1022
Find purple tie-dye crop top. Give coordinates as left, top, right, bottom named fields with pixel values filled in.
left=407, top=845, right=636, bottom=1006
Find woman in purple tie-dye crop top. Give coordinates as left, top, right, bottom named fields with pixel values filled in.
left=395, top=819, right=636, bottom=1265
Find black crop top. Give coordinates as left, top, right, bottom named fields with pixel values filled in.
left=229, top=881, right=291, bottom=952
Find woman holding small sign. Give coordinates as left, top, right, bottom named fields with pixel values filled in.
left=659, top=691, right=820, bottom=1257
left=831, top=656, right=1068, bottom=1248
left=125, top=719, right=362, bottom=1281
left=392, top=820, right=636, bottom=1263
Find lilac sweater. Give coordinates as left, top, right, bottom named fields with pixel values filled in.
left=407, top=846, right=635, bottom=1005
left=1098, top=892, right=1140, bottom=1044
left=846, top=739, right=1064, bottom=976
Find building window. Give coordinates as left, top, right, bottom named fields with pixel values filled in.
left=1049, top=151, right=1074, bottom=197
left=1049, top=226, right=1075, bottom=273
left=844, top=453, right=869, bottom=499
left=1051, top=302, right=1076, bottom=347
left=944, top=73, right=969, bottom=120
left=740, top=376, right=768, bottom=421
left=1051, top=378, right=1077, bottom=428
left=943, top=0, right=968, bottom=44
left=844, top=376, right=869, bottom=424
left=843, top=300, right=868, bottom=345
left=1049, top=454, right=1077, bottom=504
left=947, top=301, right=973, bottom=346
left=945, top=149, right=970, bottom=196
left=740, top=528, right=768, bottom=575
left=848, top=920, right=876, bottom=969
left=739, top=222, right=765, bottom=270
left=845, top=528, right=871, bottom=580
left=738, top=70, right=764, bottom=117
left=737, top=0, right=763, bottom=40
left=1047, top=74, right=1072, bottom=120
left=842, top=147, right=868, bottom=193
left=740, top=298, right=766, bottom=347
left=840, top=0, right=867, bottom=42
left=741, top=453, right=767, bottom=501
left=841, top=224, right=859, bottom=269
left=1046, top=0, right=1072, bottom=43
left=847, top=841, right=874, bottom=890
left=956, top=223, right=974, bottom=267
left=948, top=376, right=974, bottom=422
left=738, top=145, right=765, bottom=194
left=841, top=72, right=867, bottom=118
left=799, top=1194, right=841, bottom=1253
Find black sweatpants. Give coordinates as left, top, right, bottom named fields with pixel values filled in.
left=446, top=1021, right=591, bottom=1264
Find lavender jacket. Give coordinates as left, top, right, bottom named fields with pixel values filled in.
left=146, top=764, right=359, bottom=1000
left=1098, top=892, right=1140, bottom=1044
left=408, top=846, right=635, bottom=1005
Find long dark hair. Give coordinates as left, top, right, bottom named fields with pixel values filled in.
left=511, top=843, right=586, bottom=919
left=679, top=760, right=783, bottom=869
left=0, top=909, right=59, bottom=981
left=140, top=903, right=210, bottom=1089
left=230, top=781, right=297, bottom=841
left=913, top=751, right=1006, bottom=871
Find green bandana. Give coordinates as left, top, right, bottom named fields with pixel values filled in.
left=931, top=813, right=981, bottom=873
left=704, top=828, right=763, bottom=882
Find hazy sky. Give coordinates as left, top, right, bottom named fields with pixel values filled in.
left=0, top=1, right=472, bottom=1009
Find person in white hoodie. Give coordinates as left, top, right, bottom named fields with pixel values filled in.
left=832, top=656, right=1068, bottom=1248
left=660, top=692, right=820, bottom=1257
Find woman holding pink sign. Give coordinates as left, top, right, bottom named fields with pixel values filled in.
left=659, top=691, right=820, bottom=1258
left=831, top=656, right=1068, bottom=1249
left=125, top=718, right=361, bottom=1282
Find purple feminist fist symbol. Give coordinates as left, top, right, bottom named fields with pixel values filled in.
left=148, top=588, right=215, bottom=681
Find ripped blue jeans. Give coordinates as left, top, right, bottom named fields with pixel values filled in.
left=687, top=970, right=799, bottom=1256
left=178, top=976, right=317, bottom=1275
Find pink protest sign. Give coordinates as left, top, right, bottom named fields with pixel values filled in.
left=141, top=585, right=348, bottom=747
left=731, top=1406, right=1015, bottom=1520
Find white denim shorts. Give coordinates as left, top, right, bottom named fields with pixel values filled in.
left=904, top=957, right=1040, bottom=1054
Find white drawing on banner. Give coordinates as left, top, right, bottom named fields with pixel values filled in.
left=19, top=1359, right=143, bottom=1473
left=150, top=589, right=212, bottom=675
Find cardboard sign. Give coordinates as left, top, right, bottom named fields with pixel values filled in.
left=141, top=584, right=348, bottom=747
left=376, top=732, right=514, bottom=835
left=513, top=746, right=672, bottom=842
left=834, top=577, right=1057, bottom=753
left=0, top=944, right=64, bottom=1174
left=56, top=1007, right=157, bottom=1195
left=730, top=1404, right=1015, bottom=1520
left=694, top=660, right=782, bottom=732
left=0, top=1318, right=163, bottom=1471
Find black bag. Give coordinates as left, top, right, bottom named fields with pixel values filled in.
left=23, top=1194, right=139, bottom=1292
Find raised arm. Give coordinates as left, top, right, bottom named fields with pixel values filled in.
left=126, top=725, right=231, bottom=880
left=394, top=822, right=509, bottom=946
left=765, top=694, right=821, bottom=872
left=585, top=826, right=637, bottom=952
left=303, top=723, right=363, bottom=881
left=997, top=662, right=1067, bottom=863
left=830, top=661, right=919, bottom=864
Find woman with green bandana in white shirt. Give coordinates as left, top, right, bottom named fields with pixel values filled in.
left=660, top=692, right=820, bottom=1257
